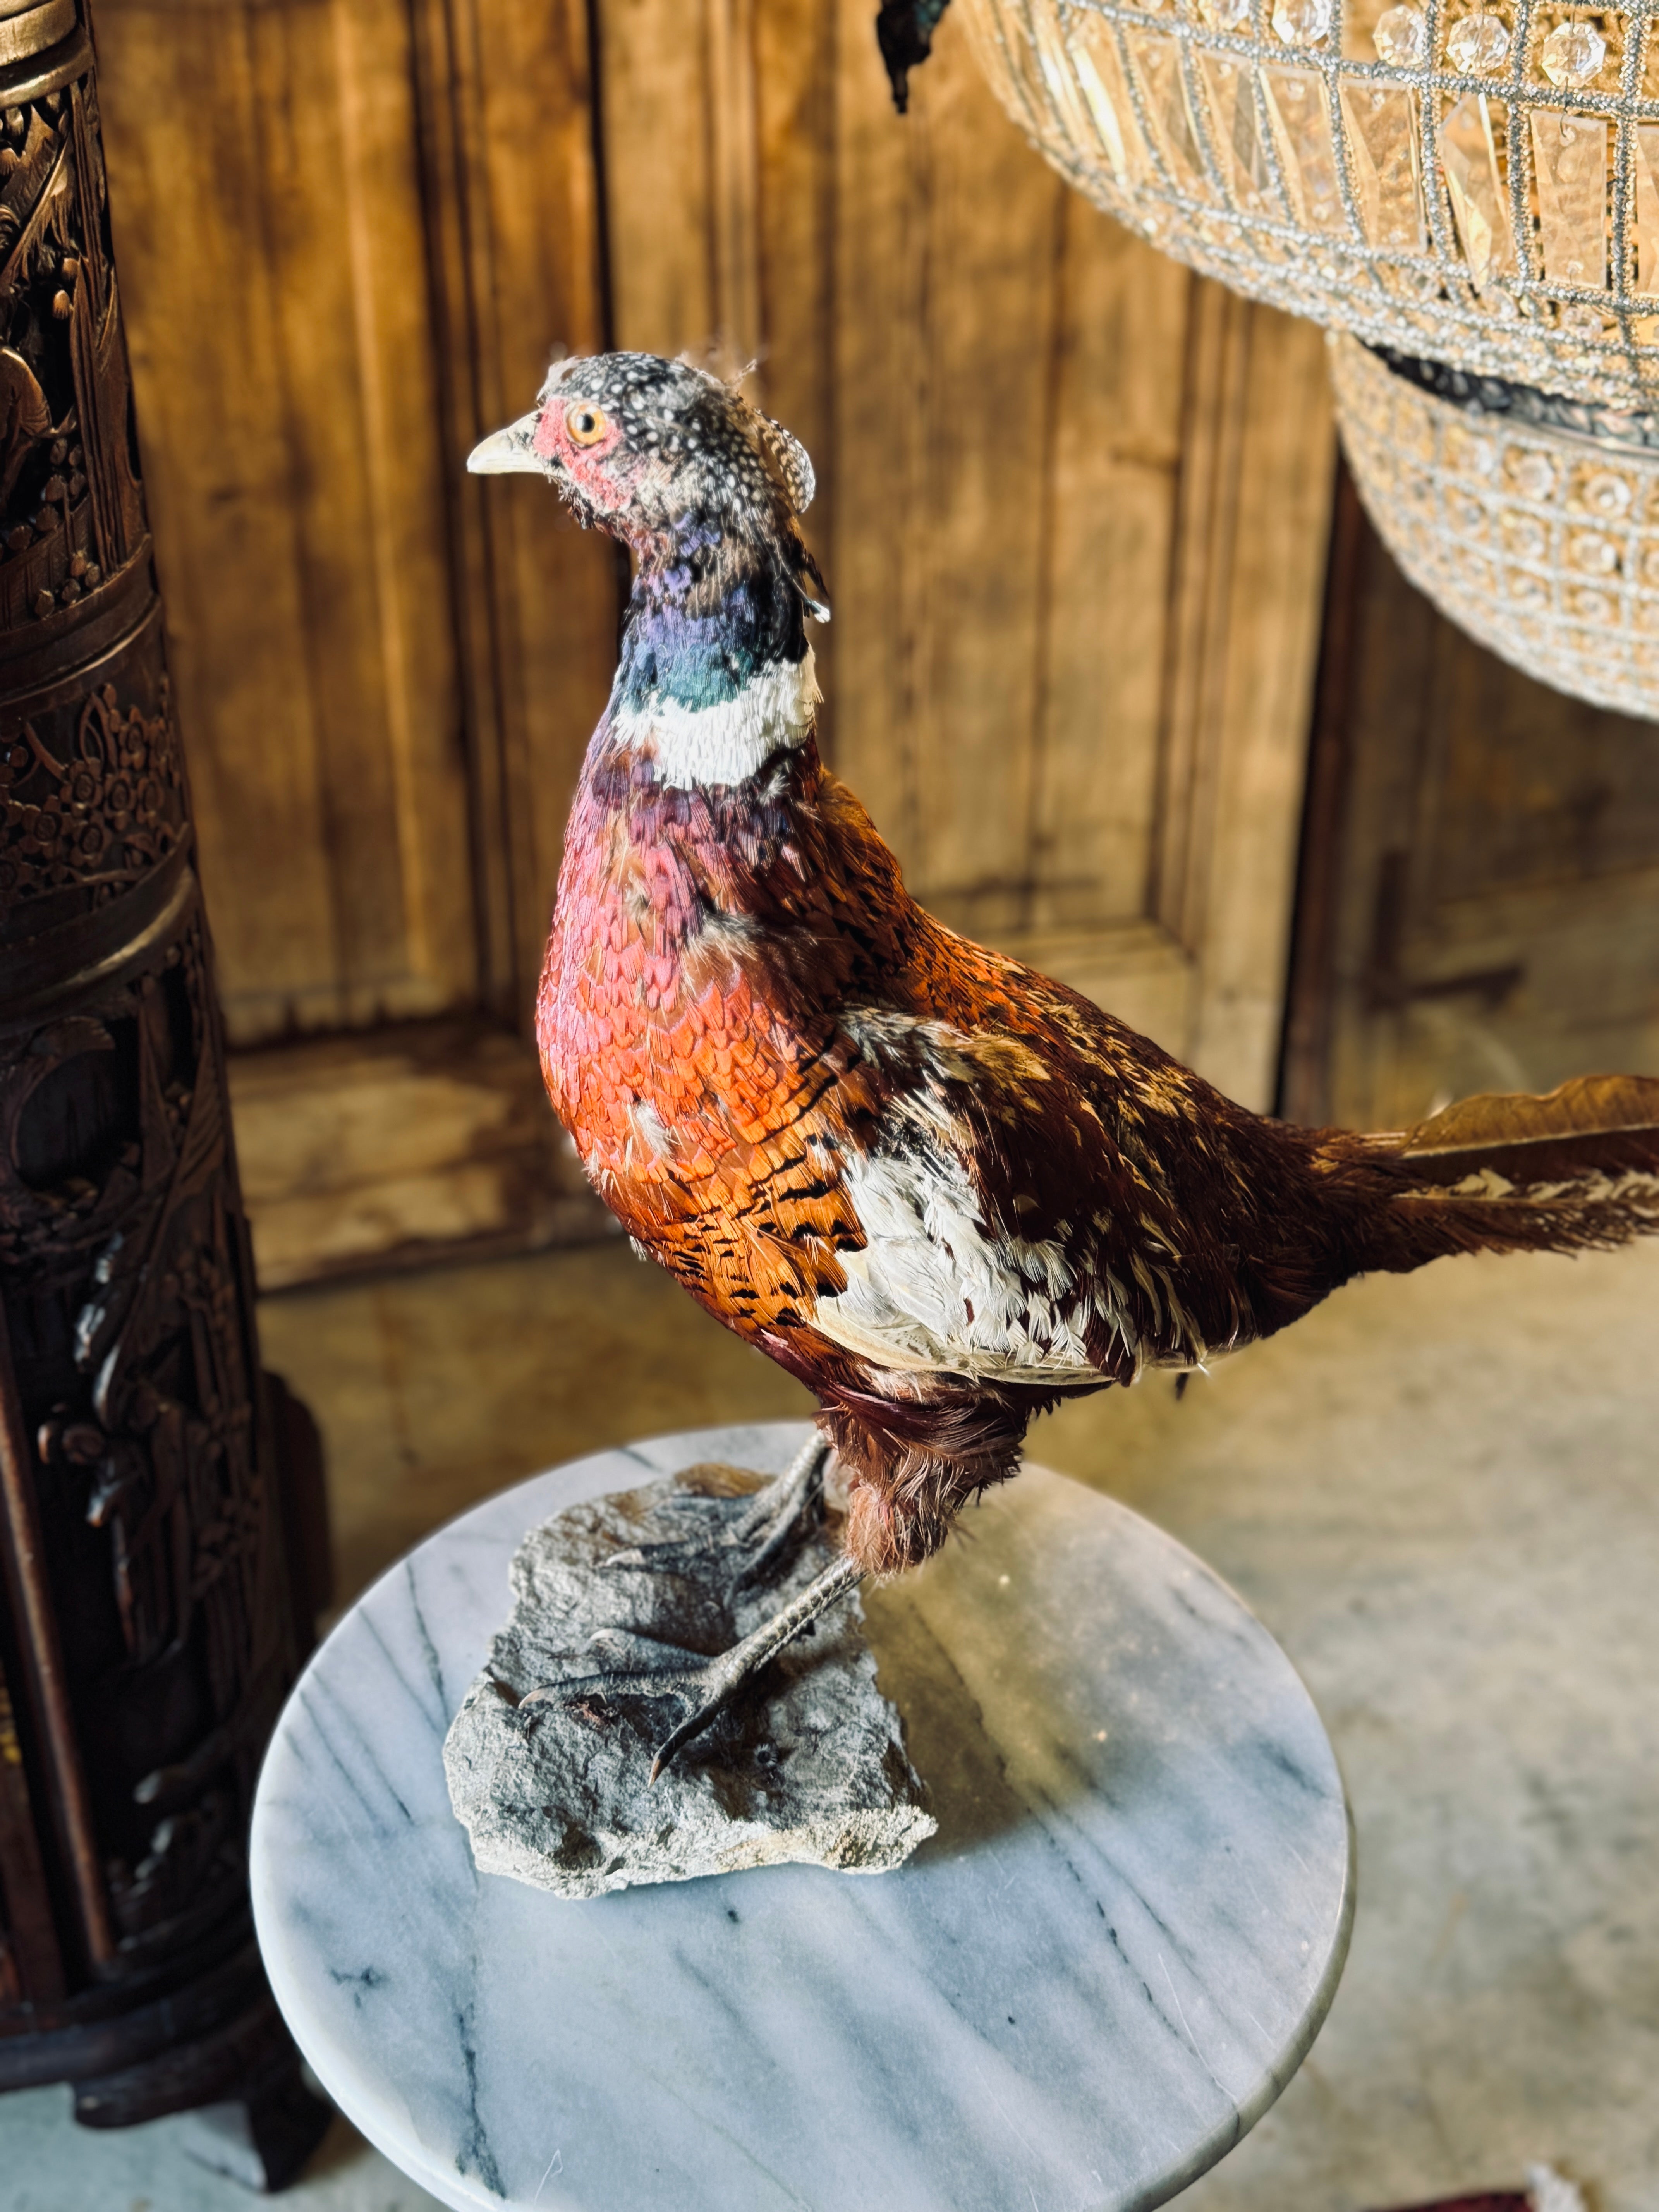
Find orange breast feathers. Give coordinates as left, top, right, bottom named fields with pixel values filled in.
left=534, top=754, right=892, bottom=1345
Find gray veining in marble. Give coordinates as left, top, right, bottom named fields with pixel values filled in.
left=251, top=1423, right=1353, bottom=2212
left=444, top=1459, right=935, bottom=1893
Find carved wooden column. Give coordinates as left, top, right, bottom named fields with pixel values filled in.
left=0, top=0, right=328, bottom=2182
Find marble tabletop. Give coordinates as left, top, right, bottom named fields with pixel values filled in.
left=251, top=1422, right=1353, bottom=2212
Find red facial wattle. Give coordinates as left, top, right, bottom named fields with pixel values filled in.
left=534, top=397, right=622, bottom=473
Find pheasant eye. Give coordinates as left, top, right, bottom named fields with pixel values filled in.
left=565, top=401, right=609, bottom=448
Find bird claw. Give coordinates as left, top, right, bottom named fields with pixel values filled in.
left=519, top=1638, right=742, bottom=1781
left=520, top=1442, right=849, bottom=1779
left=599, top=1539, right=704, bottom=1577
left=519, top=1548, right=866, bottom=1781
left=648, top=1676, right=745, bottom=1784
left=520, top=1623, right=706, bottom=1704
left=582, top=1626, right=697, bottom=1673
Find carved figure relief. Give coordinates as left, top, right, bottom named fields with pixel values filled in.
left=0, top=70, right=144, bottom=634
left=2, top=904, right=279, bottom=1951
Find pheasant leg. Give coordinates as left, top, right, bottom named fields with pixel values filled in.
left=522, top=1551, right=865, bottom=1781
left=600, top=1435, right=831, bottom=1590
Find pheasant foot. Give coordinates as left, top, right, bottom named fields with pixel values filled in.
left=521, top=1551, right=865, bottom=1781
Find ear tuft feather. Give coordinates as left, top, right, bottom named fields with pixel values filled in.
left=789, top=539, right=831, bottom=623
left=753, top=412, right=816, bottom=515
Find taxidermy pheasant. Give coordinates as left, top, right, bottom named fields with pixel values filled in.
left=471, top=353, right=1659, bottom=1776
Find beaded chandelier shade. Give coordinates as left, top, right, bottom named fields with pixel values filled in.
left=1332, top=328, right=1659, bottom=710
left=963, top=0, right=1659, bottom=410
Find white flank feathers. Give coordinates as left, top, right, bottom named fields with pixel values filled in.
left=811, top=1088, right=1134, bottom=1385
left=611, top=647, right=820, bottom=790
left=1527, top=2166, right=1588, bottom=2212
left=1426, top=1164, right=1659, bottom=1207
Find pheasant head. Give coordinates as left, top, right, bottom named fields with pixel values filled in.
left=471, top=352, right=830, bottom=786
left=469, top=351, right=827, bottom=608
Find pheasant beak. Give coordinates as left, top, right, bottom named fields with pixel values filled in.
left=466, top=411, right=551, bottom=476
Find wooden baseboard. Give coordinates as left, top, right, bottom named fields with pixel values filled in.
left=227, top=1019, right=615, bottom=1293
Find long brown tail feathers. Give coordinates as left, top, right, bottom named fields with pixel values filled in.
left=1355, top=1072, right=1659, bottom=1270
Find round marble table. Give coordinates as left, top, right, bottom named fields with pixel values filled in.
left=252, top=1422, right=1353, bottom=2212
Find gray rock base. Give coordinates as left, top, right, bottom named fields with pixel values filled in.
left=443, top=1461, right=936, bottom=1897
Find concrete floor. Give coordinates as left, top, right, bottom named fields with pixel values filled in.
left=6, top=1232, right=1657, bottom=2211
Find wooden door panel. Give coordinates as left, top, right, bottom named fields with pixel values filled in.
left=1030, top=197, right=1188, bottom=940
left=596, top=0, right=1335, bottom=1111
left=96, top=0, right=477, bottom=1042
left=831, top=13, right=1077, bottom=911
left=86, top=1, right=1337, bottom=1286
left=1177, top=295, right=1338, bottom=1096
left=1285, top=473, right=1659, bottom=1134
left=95, top=0, right=619, bottom=1283
left=599, top=0, right=763, bottom=367
left=409, top=0, right=618, bottom=1020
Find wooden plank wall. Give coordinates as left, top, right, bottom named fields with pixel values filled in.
left=403, top=0, right=620, bottom=1019
left=1284, top=475, right=1659, bottom=1135
left=94, top=0, right=620, bottom=1045
left=597, top=0, right=1334, bottom=1109
left=94, top=0, right=483, bottom=1040
left=87, top=2, right=1336, bottom=1279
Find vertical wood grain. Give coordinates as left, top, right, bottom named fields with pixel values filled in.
left=93, top=0, right=1334, bottom=1155
left=833, top=2, right=1061, bottom=915
left=1029, top=192, right=1190, bottom=937
left=96, top=0, right=477, bottom=1042
left=1183, top=301, right=1335, bottom=1104
left=597, top=0, right=763, bottom=370
left=409, top=0, right=618, bottom=1022
left=752, top=0, right=839, bottom=739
